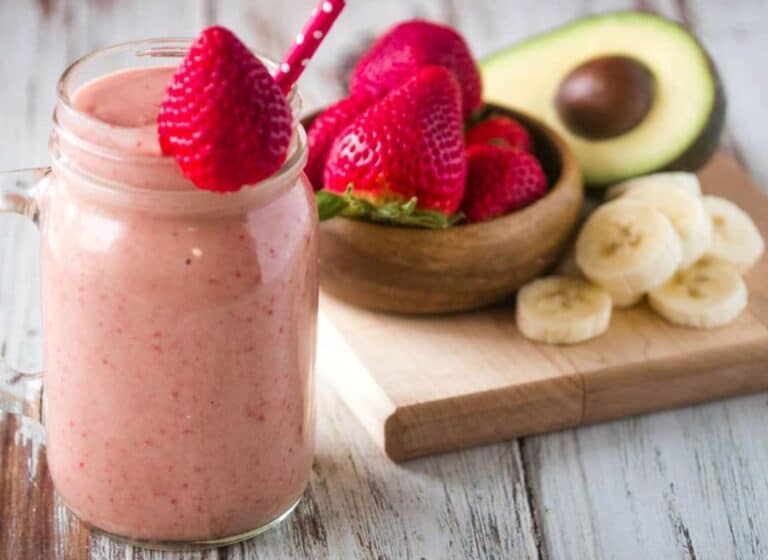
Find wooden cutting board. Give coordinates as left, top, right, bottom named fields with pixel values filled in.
left=316, top=153, right=768, bottom=462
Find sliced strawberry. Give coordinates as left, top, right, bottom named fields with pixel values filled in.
left=462, top=144, right=547, bottom=223
left=158, top=26, right=292, bottom=192
left=305, top=95, right=371, bottom=191
left=349, top=20, right=482, bottom=120
left=320, top=65, right=467, bottom=226
left=466, top=116, right=533, bottom=153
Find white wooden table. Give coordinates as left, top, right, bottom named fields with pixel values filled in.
left=1, top=1, right=766, bottom=558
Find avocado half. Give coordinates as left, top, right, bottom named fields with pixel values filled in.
left=480, top=12, right=725, bottom=186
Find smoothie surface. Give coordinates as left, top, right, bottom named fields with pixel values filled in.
left=72, top=66, right=175, bottom=128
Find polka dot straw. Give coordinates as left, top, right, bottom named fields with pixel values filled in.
left=274, top=0, right=346, bottom=94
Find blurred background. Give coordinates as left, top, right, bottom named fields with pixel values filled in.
left=0, top=0, right=766, bottom=182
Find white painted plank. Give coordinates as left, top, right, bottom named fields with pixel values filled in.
left=0, top=1, right=67, bottom=372
left=0, top=0, right=50, bottom=400
left=525, top=394, right=768, bottom=559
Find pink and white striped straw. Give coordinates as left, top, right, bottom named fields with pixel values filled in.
left=274, top=0, right=346, bottom=94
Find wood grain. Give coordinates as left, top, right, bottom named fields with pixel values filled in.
left=524, top=393, right=768, bottom=559
left=322, top=153, right=768, bottom=461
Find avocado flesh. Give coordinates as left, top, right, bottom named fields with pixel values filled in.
left=480, top=12, right=723, bottom=185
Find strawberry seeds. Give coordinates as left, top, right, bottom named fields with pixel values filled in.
left=311, top=19, right=549, bottom=227
left=158, top=26, right=292, bottom=193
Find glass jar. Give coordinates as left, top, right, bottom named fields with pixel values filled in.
left=0, top=39, right=318, bottom=548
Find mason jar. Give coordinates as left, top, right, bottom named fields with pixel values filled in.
left=0, top=39, right=318, bottom=548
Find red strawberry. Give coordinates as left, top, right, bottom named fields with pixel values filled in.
left=305, top=95, right=371, bottom=191
left=324, top=66, right=467, bottom=216
left=350, top=20, right=482, bottom=120
left=466, top=116, right=533, bottom=153
left=462, top=144, right=547, bottom=223
left=158, top=26, right=292, bottom=192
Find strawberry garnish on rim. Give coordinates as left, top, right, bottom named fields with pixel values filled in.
left=158, top=26, right=293, bottom=193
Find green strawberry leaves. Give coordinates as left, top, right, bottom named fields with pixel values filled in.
left=316, top=186, right=464, bottom=229
left=316, top=189, right=351, bottom=221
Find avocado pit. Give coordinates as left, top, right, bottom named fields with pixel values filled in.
left=555, top=55, right=655, bottom=140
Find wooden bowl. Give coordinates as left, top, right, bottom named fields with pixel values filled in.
left=304, top=104, right=584, bottom=314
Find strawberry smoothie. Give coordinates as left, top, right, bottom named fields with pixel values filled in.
left=42, top=58, right=317, bottom=543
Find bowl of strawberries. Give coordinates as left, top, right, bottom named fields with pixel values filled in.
left=306, top=20, right=583, bottom=314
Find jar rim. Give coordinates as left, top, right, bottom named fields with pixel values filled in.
left=52, top=38, right=307, bottom=207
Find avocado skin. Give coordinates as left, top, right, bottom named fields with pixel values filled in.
left=663, top=53, right=726, bottom=178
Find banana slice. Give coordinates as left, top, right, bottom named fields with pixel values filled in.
left=622, top=182, right=712, bottom=267
left=606, top=172, right=702, bottom=201
left=516, top=276, right=611, bottom=344
left=576, top=199, right=683, bottom=307
left=649, top=258, right=747, bottom=328
left=703, top=195, right=765, bottom=272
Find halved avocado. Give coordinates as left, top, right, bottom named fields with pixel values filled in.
left=480, top=12, right=725, bottom=186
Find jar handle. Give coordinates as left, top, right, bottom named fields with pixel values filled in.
left=0, top=168, right=49, bottom=423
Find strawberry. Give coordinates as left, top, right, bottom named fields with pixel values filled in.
left=349, top=20, right=482, bottom=120
left=158, top=26, right=292, bottom=192
left=462, top=144, right=547, bottom=223
left=466, top=116, right=534, bottom=153
left=305, top=95, right=371, bottom=191
left=321, top=65, right=466, bottom=225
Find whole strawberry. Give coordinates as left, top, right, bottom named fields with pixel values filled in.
left=158, top=26, right=292, bottom=192
left=466, top=116, right=533, bottom=153
left=463, top=144, right=547, bottom=223
left=306, top=95, right=371, bottom=191
left=350, top=20, right=482, bottom=120
left=323, top=65, right=467, bottom=220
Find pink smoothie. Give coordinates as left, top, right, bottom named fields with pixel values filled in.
left=42, top=66, right=317, bottom=541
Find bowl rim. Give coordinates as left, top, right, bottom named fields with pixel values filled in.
left=303, top=102, right=582, bottom=237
